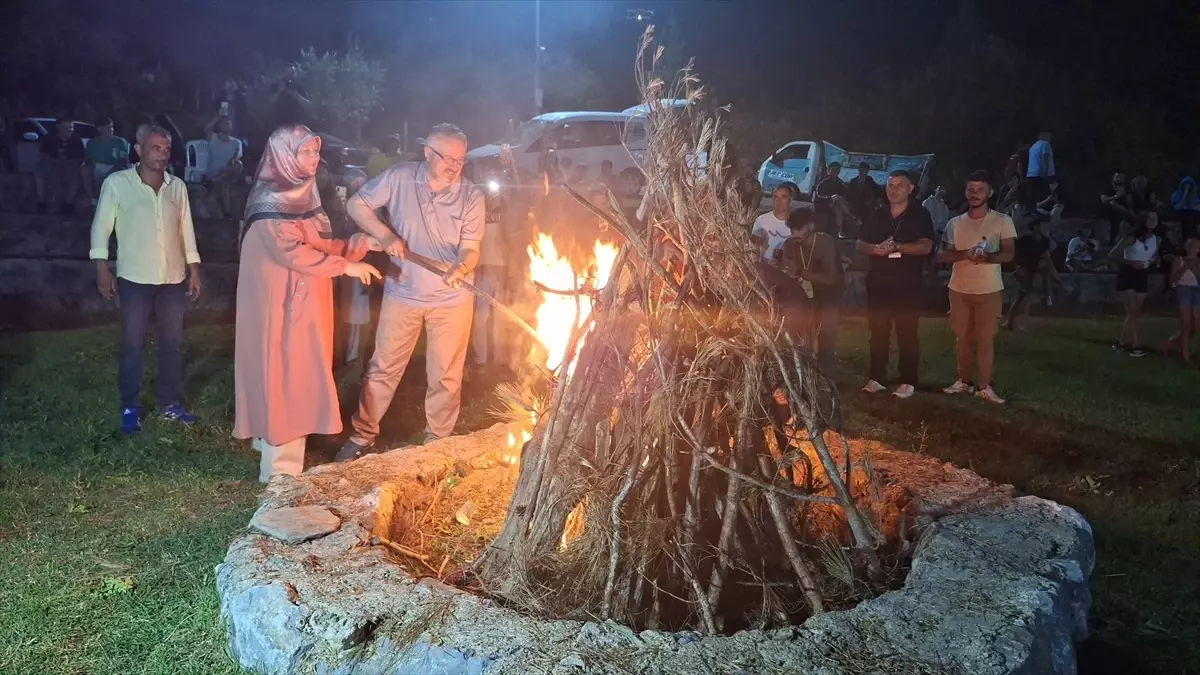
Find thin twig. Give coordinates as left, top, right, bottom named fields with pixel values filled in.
left=678, top=419, right=837, bottom=504
left=371, top=535, right=438, bottom=574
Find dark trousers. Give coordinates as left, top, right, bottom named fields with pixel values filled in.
left=867, top=291, right=920, bottom=386
left=118, top=279, right=187, bottom=410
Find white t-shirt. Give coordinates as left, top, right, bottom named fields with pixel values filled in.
left=205, top=134, right=242, bottom=180
left=1123, top=236, right=1157, bottom=263
left=752, top=212, right=790, bottom=262
left=1066, top=236, right=1098, bottom=263
left=1027, top=139, right=1055, bottom=178
left=942, top=210, right=1017, bottom=295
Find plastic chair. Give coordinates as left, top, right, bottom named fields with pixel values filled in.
left=184, top=140, right=209, bottom=183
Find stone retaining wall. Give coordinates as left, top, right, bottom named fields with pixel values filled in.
left=0, top=210, right=1161, bottom=330
left=216, top=424, right=1095, bottom=675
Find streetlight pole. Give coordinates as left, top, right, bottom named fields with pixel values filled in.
left=534, top=0, right=542, bottom=115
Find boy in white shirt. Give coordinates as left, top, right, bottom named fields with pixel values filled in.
left=936, top=170, right=1016, bottom=404
left=752, top=184, right=794, bottom=264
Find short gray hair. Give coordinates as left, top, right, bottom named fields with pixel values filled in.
left=135, top=123, right=171, bottom=147
left=427, top=123, right=466, bottom=145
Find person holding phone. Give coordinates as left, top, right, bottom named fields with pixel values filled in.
left=1109, top=211, right=1162, bottom=356
left=202, top=112, right=244, bottom=218
left=214, top=78, right=249, bottom=140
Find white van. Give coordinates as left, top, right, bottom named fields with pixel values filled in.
left=467, top=111, right=650, bottom=197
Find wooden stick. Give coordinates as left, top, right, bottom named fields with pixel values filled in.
left=706, top=419, right=745, bottom=611
left=601, top=446, right=641, bottom=619
left=372, top=535, right=432, bottom=564
left=676, top=417, right=837, bottom=505
left=758, top=466, right=826, bottom=615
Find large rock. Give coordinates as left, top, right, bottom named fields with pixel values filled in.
left=215, top=424, right=1094, bottom=675
left=251, top=506, right=342, bottom=544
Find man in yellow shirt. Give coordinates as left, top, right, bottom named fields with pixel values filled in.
left=90, top=124, right=202, bottom=434
left=365, top=135, right=407, bottom=179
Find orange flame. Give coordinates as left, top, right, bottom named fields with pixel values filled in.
left=527, top=234, right=619, bottom=372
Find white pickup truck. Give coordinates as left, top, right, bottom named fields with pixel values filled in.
left=758, top=140, right=934, bottom=201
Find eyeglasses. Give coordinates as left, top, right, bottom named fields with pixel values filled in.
left=426, top=144, right=465, bottom=170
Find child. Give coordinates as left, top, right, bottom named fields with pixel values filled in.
left=1159, top=233, right=1200, bottom=363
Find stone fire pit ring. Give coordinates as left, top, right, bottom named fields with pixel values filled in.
left=216, top=423, right=1093, bottom=675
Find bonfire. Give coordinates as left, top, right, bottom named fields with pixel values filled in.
left=474, top=28, right=884, bottom=635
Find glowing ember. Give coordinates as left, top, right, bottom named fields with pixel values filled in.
left=527, top=233, right=620, bottom=371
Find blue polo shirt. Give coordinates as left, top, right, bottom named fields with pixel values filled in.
left=355, top=162, right=485, bottom=307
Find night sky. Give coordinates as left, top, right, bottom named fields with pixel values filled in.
left=3, top=0, right=1196, bottom=185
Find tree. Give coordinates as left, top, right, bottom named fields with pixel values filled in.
left=295, top=44, right=385, bottom=142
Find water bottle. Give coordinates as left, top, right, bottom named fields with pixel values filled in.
left=973, top=237, right=988, bottom=259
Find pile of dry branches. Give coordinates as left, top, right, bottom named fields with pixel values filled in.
left=474, top=28, right=883, bottom=634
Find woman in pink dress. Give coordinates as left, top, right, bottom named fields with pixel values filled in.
left=234, top=125, right=381, bottom=482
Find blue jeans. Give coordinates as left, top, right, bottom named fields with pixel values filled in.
left=117, top=279, right=187, bottom=410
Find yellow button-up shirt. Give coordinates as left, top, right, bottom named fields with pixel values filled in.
left=89, top=166, right=200, bottom=285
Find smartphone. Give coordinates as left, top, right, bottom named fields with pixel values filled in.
left=219, top=101, right=230, bottom=115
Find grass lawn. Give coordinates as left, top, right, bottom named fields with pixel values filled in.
left=0, top=316, right=1197, bottom=674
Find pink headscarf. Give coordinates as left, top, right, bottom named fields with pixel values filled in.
left=243, top=125, right=323, bottom=225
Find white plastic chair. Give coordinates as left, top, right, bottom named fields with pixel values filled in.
left=184, top=140, right=209, bottom=182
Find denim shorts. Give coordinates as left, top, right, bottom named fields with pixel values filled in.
left=1178, top=285, right=1200, bottom=308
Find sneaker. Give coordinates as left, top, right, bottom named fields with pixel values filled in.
left=975, top=387, right=1006, bottom=405
left=1112, top=342, right=1129, bottom=353
left=423, top=431, right=441, bottom=445
left=1128, top=347, right=1148, bottom=358
left=892, top=384, right=916, bottom=399
left=335, top=439, right=372, bottom=463
left=159, top=404, right=197, bottom=425
left=861, top=380, right=886, bottom=394
left=943, top=379, right=972, bottom=395
left=120, top=407, right=142, bottom=435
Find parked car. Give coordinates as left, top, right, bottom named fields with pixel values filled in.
left=317, top=133, right=371, bottom=178
left=467, top=111, right=651, bottom=198
left=10, top=117, right=100, bottom=174
left=758, top=140, right=935, bottom=202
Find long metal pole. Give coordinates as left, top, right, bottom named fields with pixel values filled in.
left=530, top=0, right=540, bottom=113
left=400, top=250, right=546, bottom=349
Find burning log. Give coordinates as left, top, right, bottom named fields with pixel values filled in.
left=474, top=27, right=881, bottom=635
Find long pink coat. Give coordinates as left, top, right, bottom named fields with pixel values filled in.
left=233, top=214, right=369, bottom=445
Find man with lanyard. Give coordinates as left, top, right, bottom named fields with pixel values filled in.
left=779, top=208, right=844, bottom=367
left=856, top=170, right=935, bottom=398
left=336, top=124, right=484, bottom=460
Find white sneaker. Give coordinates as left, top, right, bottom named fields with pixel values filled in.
left=892, top=384, right=916, bottom=399
left=975, top=387, right=1006, bottom=405
left=943, top=379, right=971, bottom=394
left=862, top=380, right=886, bottom=394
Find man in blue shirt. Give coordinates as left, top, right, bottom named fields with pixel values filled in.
left=337, top=124, right=484, bottom=460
